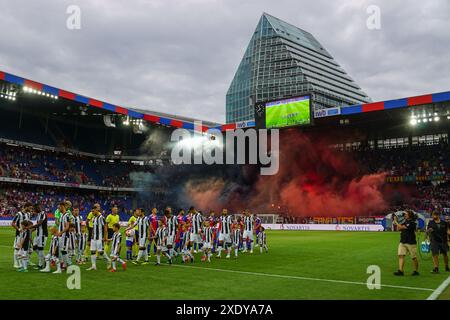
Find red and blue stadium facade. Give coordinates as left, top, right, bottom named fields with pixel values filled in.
left=2, top=69, right=450, bottom=131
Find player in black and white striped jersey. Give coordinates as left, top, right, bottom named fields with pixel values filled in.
left=87, top=205, right=111, bottom=270
left=126, top=208, right=151, bottom=264
left=77, top=223, right=88, bottom=264
left=189, top=207, right=203, bottom=254
left=16, top=220, right=33, bottom=272
left=232, top=220, right=242, bottom=258
left=57, top=202, right=72, bottom=269
left=72, top=207, right=83, bottom=263
left=164, top=207, right=179, bottom=260
left=11, top=202, right=33, bottom=269
left=242, top=209, right=254, bottom=254
left=31, top=204, right=47, bottom=269
left=66, top=223, right=77, bottom=265
left=154, top=220, right=172, bottom=265
left=109, top=223, right=126, bottom=272
left=41, top=227, right=62, bottom=273
left=257, top=226, right=268, bottom=254
left=217, top=208, right=233, bottom=259
left=179, top=224, right=194, bottom=263
left=201, top=221, right=214, bottom=262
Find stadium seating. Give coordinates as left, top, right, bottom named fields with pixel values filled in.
left=0, top=143, right=155, bottom=187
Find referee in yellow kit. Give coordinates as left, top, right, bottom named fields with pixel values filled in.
left=105, top=205, right=120, bottom=255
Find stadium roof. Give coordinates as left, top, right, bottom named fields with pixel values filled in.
left=339, top=91, right=450, bottom=115
left=0, top=70, right=220, bottom=131
left=2, top=69, right=450, bottom=132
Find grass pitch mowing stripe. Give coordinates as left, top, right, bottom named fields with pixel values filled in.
left=167, top=264, right=434, bottom=292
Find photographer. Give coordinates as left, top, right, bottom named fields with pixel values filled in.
left=393, top=210, right=419, bottom=276
left=426, top=211, right=449, bottom=273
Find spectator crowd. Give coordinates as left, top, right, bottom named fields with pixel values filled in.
left=0, top=143, right=155, bottom=188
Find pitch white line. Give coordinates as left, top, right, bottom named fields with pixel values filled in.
left=426, top=276, right=450, bottom=300
left=167, top=264, right=434, bottom=292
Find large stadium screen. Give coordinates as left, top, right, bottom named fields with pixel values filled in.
left=264, top=95, right=311, bottom=129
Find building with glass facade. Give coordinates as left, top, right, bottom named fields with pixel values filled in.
left=226, top=13, right=372, bottom=123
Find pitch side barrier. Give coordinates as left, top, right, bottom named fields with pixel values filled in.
left=262, top=224, right=384, bottom=231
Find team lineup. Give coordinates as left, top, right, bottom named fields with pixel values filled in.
left=11, top=201, right=269, bottom=273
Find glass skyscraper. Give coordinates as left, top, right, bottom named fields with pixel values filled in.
left=226, top=13, right=371, bottom=123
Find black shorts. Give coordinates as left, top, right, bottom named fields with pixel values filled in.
left=134, top=230, right=140, bottom=242
left=431, top=241, right=449, bottom=255
left=87, top=227, right=93, bottom=241
left=107, top=228, right=114, bottom=239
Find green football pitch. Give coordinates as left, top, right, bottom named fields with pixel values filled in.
left=0, top=227, right=448, bottom=300
left=265, top=99, right=310, bottom=128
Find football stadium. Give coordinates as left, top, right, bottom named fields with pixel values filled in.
left=1, top=11, right=449, bottom=302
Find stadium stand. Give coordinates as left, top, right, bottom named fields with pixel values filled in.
left=0, top=183, right=134, bottom=218
left=0, top=141, right=156, bottom=187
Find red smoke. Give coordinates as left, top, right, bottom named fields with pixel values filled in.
left=184, top=178, right=226, bottom=211
left=245, top=130, right=388, bottom=216
left=184, top=130, right=390, bottom=217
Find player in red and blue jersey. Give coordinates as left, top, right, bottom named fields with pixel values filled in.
left=148, top=208, right=159, bottom=256
left=208, top=210, right=218, bottom=253
left=175, top=209, right=187, bottom=253
left=254, top=213, right=262, bottom=248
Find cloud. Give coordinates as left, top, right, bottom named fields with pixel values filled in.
left=0, top=0, right=449, bottom=123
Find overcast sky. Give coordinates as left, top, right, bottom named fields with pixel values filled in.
left=1, top=0, right=449, bottom=123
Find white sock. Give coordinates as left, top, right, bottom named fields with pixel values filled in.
left=137, top=250, right=143, bottom=262
left=62, top=254, right=68, bottom=266
left=217, top=246, right=222, bottom=256
left=22, top=256, right=28, bottom=269
left=235, top=248, right=238, bottom=256
left=157, top=254, right=161, bottom=264
left=103, top=252, right=111, bottom=262
left=38, top=250, right=45, bottom=266
left=91, top=254, right=97, bottom=268
left=14, top=249, right=19, bottom=265
left=55, top=258, right=61, bottom=271
left=43, top=257, right=50, bottom=269
left=112, top=261, right=116, bottom=270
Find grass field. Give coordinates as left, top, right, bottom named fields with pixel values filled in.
left=265, top=98, right=310, bottom=128
left=0, top=227, right=449, bottom=300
